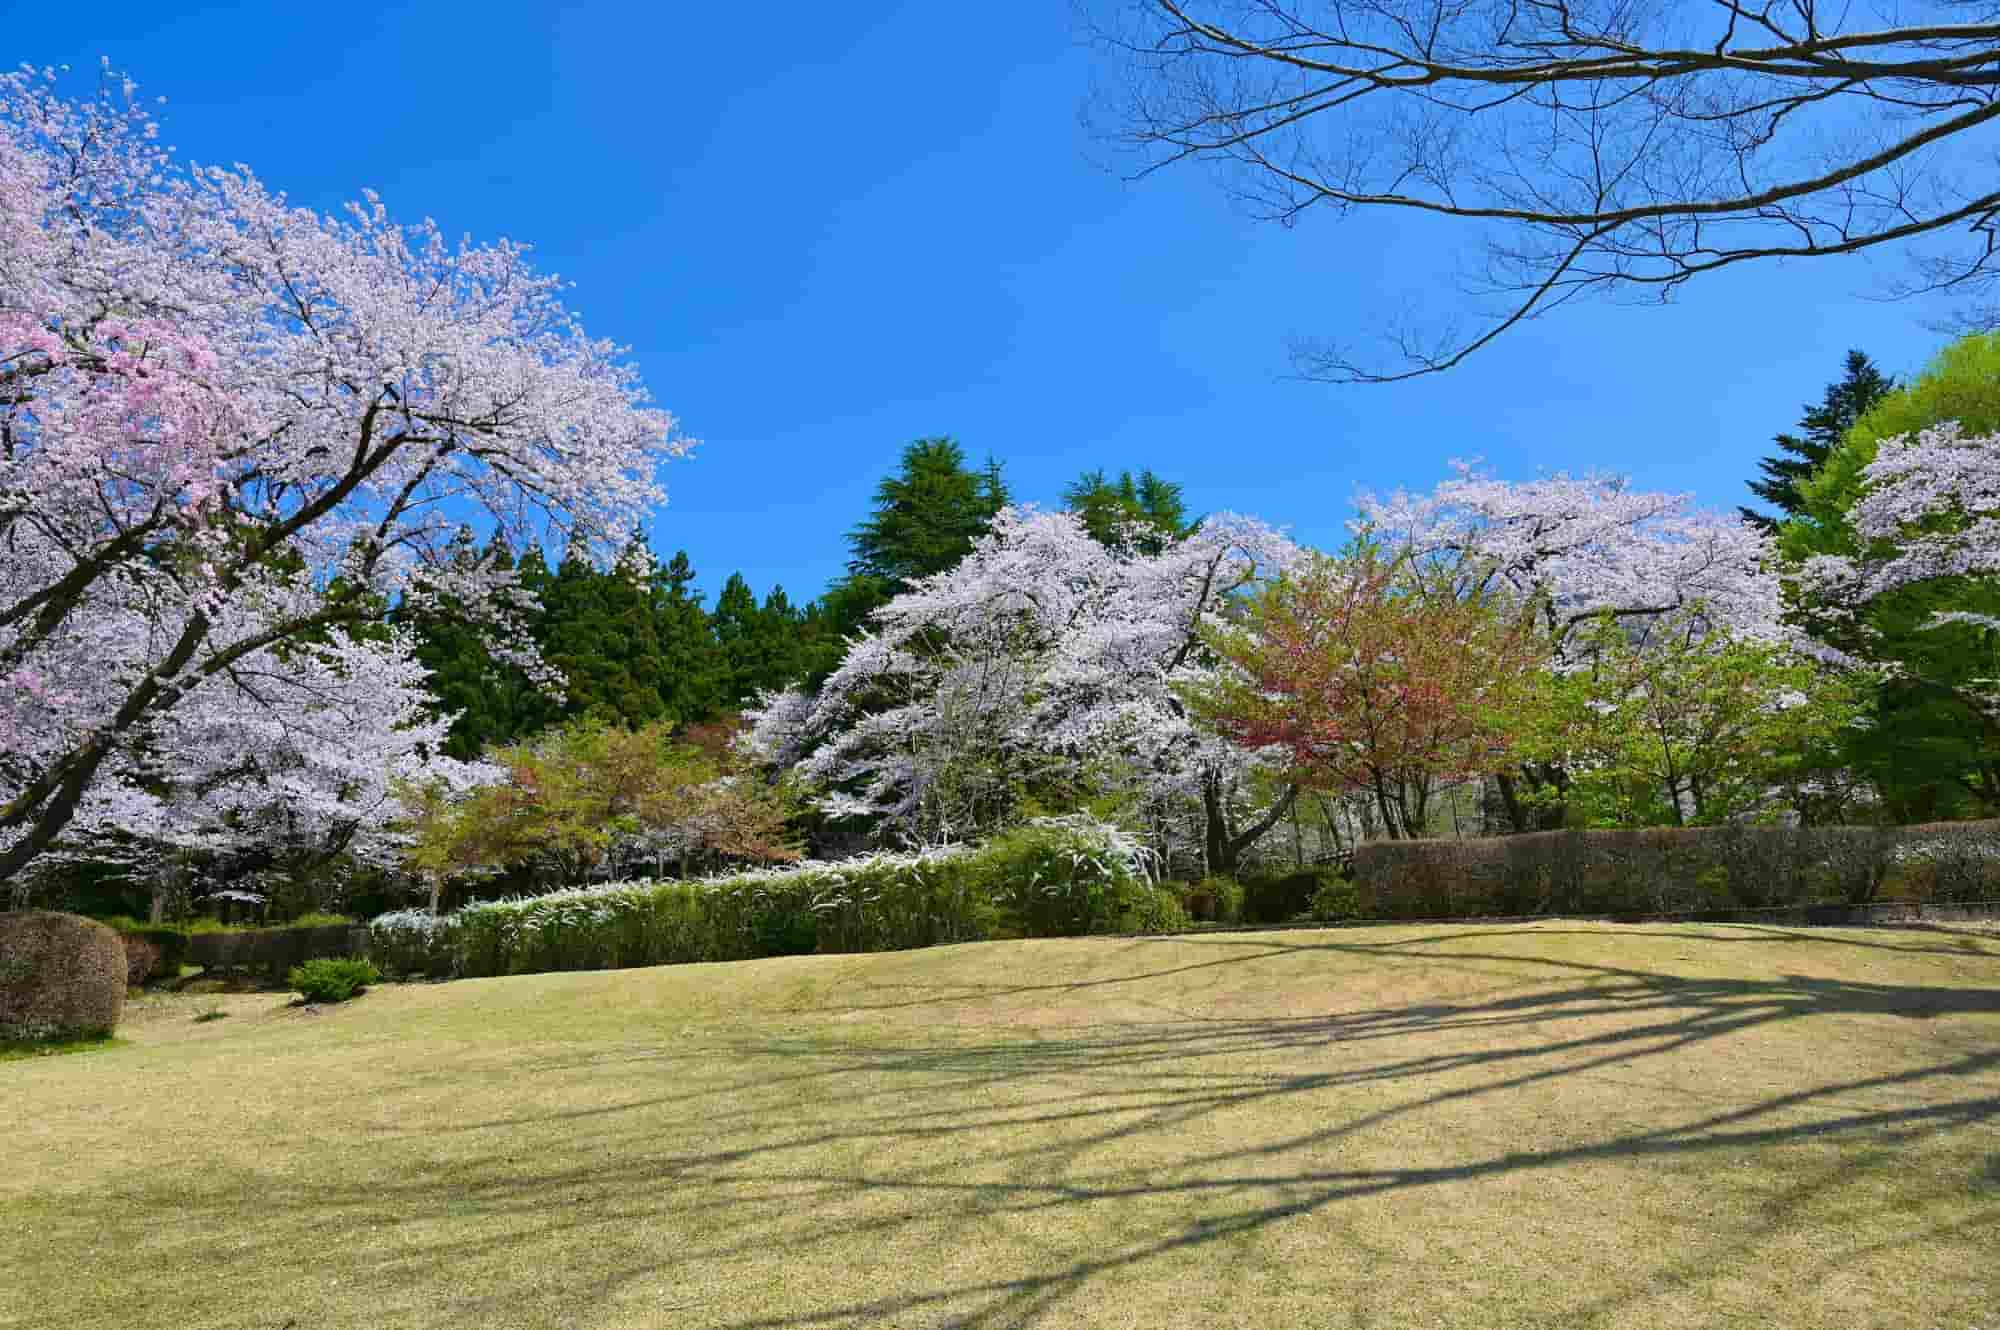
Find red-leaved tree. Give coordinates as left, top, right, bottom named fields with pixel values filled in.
left=1185, top=547, right=1547, bottom=839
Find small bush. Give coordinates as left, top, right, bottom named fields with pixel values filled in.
left=120, top=934, right=161, bottom=986
left=1123, top=885, right=1192, bottom=934
left=1308, top=877, right=1360, bottom=921
left=288, top=958, right=381, bottom=1004
left=1180, top=877, right=1246, bottom=924
left=368, top=910, right=457, bottom=979
left=1239, top=868, right=1342, bottom=924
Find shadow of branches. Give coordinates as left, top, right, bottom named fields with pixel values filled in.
left=46, top=928, right=2000, bottom=1329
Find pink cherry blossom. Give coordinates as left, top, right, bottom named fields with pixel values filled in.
left=0, top=67, right=682, bottom=885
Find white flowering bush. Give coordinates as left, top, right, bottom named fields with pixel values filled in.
left=369, top=817, right=1187, bottom=979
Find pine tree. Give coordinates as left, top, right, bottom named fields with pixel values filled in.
left=649, top=550, right=731, bottom=724
left=398, top=532, right=559, bottom=759
left=1742, top=350, right=1895, bottom=532
left=847, top=438, right=1008, bottom=587
left=1062, top=468, right=1196, bottom=553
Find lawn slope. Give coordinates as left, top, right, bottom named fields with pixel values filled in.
left=7, top=922, right=1999, bottom=1330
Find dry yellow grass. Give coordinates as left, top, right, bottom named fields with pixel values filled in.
left=6, top=921, right=1999, bottom=1329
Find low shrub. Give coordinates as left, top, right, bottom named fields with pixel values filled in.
left=367, top=910, right=456, bottom=979
left=1125, top=884, right=1192, bottom=934
left=105, top=923, right=191, bottom=984
left=287, top=912, right=357, bottom=930
left=288, top=958, right=381, bottom=1004
left=1239, top=867, right=1352, bottom=923
left=1179, top=877, right=1245, bottom=924
left=372, top=816, right=1168, bottom=980
left=120, top=934, right=161, bottom=986
left=1308, top=876, right=1360, bottom=922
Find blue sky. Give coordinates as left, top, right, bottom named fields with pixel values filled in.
left=10, top=0, right=1958, bottom=604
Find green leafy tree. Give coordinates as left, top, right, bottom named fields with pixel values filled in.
left=398, top=533, right=561, bottom=759
left=647, top=550, right=731, bottom=725
left=804, top=438, right=1010, bottom=672
left=710, top=574, right=825, bottom=706
left=1741, top=351, right=1894, bottom=534
left=1783, top=333, right=2000, bottom=819
left=398, top=719, right=799, bottom=893
left=1522, top=616, right=1863, bottom=829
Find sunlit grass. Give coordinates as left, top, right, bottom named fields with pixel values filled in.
left=6, top=922, right=1998, bottom=1329
left=0, top=1030, right=122, bottom=1063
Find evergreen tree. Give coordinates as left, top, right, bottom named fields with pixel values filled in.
left=398, top=532, right=559, bottom=759
left=847, top=437, right=1009, bottom=587
left=536, top=535, right=672, bottom=727
left=648, top=550, right=732, bottom=725
left=709, top=574, right=823, bottom=705
left=1062, top=468, right=1196, bottom=553
left=1742, top=350, right=1895, bottom=532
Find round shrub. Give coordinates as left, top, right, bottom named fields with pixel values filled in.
left=0, top=911, right=127, bottom=1040
left=1309, top=877, right=1360, bottom=922
left=288, top=957, right=381, bottom=1004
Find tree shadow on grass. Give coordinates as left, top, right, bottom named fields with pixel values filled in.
left=45, top=930, right=2000, bottom=1329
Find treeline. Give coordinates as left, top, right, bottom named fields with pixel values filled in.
left=395, top=438, right=1194, bottom=759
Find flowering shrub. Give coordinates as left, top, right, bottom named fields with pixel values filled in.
left=369, top=817, right=1178, bottom=979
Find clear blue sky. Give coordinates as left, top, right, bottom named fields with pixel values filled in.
left=10, top=0, right=1957, bottom=604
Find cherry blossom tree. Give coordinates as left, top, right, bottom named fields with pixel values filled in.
left=0, top=65, right=683, bottom=887
left=743, top=507, right=1301, bottom=874
left=1800, top=423, right=2000, bottom=805
left=1356, top=464, right=1783, bottom=651
left=1353, top=464, right=1788, bottom=830
left=1803, top=423, right=2000, bottom=621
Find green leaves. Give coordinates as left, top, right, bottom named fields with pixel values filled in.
left=1517, top=617, right=1861, bottom=829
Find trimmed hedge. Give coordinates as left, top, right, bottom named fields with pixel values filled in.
left=187, top=924, right=369, bottom=985
left=110, top=925, right=191, bottom=984
left=0, top=911, right=126, bottom=1040
left=1352, top=820, right=2000, bottom=920
left=371, top=817, right=1187, bottom=980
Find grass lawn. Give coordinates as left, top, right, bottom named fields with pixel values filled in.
left=7, top=921, right=1999, bottom=1329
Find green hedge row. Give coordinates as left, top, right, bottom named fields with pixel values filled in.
left=101, top=918, right=368, bottom=986
left=370, top=818, right=1188, bottom=980
left=1353, top=820, right=2000, bottom=920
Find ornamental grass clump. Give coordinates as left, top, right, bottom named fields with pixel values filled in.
left=371, top=817, right=1171, bottom=980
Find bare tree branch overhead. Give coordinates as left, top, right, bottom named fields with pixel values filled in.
left=1083, top=1, right=2000, bottom=381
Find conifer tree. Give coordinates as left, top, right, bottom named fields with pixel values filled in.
left=1742, top=351, right=1895, bottom=532
left=1062, top=468, right=1196, bottom=553
left=847, top=438, right=1009, bottom=587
